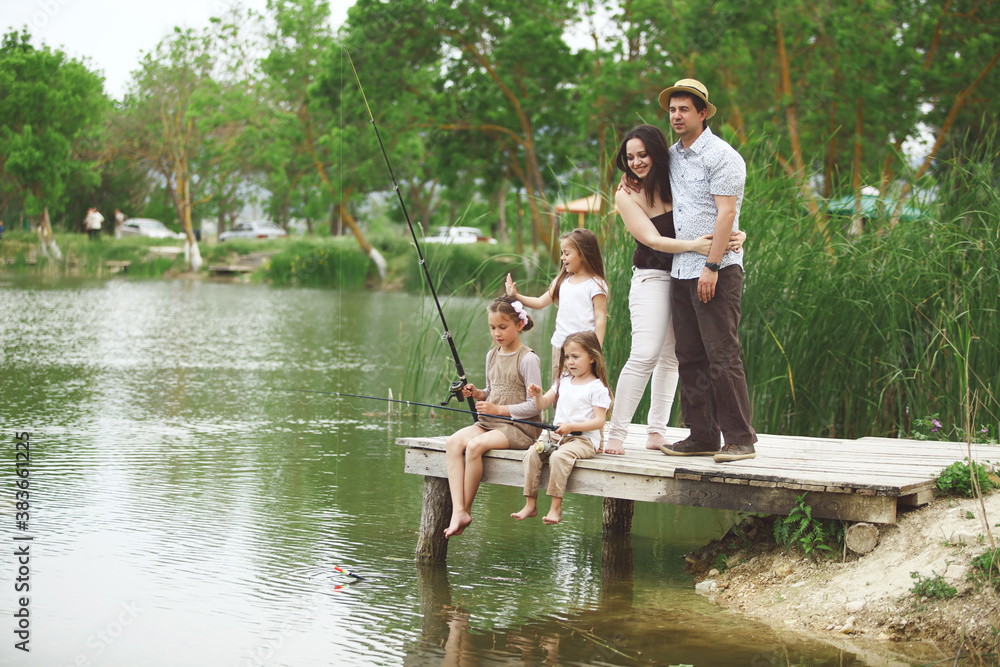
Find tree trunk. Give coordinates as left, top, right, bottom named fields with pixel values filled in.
left=515, top=189, right=524, bottom=254
left=775, top=12, right=822, bottom=226
left=217, top=207, right=226, bottom=240
left=339, top=201, right=386, bottom=279
left=34, top=207, right=62, bottom=260
left=892, top=41, right=1000, bottom=225
left=496, top=180, right=508, bottom=244
left=306, top=112, right=384, bottom=274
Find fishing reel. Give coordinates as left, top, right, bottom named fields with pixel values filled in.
left=440, top=380, right=468, bottom=407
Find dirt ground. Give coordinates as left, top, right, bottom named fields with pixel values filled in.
left=687, top=492, right=1000, bottom=665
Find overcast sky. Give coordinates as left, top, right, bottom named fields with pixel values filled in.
left=1, top=0, right=355, bottom=100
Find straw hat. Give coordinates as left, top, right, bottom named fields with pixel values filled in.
left=658, top=78, right=717, bottom=119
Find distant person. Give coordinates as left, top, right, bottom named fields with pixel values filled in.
left=505, top=228, right=608, bottom=387
left=85, top=207, right=104, bottom=241
left=0, top=219, right=5, bottom=241
left=114, top=209, right=126, bottom=239
left=512, top=331, right=612, bottom=525
left=443, top=296, right=542, bottom=538
left=609, top=124, right=745, bottom=456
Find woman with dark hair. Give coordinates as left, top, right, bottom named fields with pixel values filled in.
left=604, top=124, right=744, bottom=455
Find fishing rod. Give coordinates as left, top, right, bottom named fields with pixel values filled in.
left=346, top=50, right=477, bottom=423
left=274, top=388, right=565, bottom=432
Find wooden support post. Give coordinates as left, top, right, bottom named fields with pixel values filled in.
left=602, top=497, right=635, bottom=536
left=416, top=476, right=452, bottom=563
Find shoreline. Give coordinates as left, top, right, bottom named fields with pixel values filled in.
left=688, top=493, right=1000, bottom=664
left=0, top=232, right=526, bottom=294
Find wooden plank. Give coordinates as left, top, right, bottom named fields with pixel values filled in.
left=398, top=437, right=941, bottom=495
left=898, top=488, right=936, bottom=507
left=403, top=447, right=898, bottom=522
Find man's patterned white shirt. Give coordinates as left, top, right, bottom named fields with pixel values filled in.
left=668, top=126, right=746, bottom=279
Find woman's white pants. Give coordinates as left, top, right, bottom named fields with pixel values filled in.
left=607, top=268, right=678, bottom=441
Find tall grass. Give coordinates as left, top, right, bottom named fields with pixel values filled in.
left=399, top=270, right=509, bottom=411
left=739, top=134, right=999, bottom=438
left=402, top=243, right=522, bottom=295
left=263, top=238, right=372, bottom=288
left=593, top=131, right=1000, bottom=440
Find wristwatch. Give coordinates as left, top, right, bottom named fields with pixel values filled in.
left=705, top=261, right=721, bottom=272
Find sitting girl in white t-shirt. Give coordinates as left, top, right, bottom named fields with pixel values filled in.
left=511, top=331, right=613, bottom=525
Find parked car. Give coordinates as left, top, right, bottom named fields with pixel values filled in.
left=218, top=220, right=288, bottom=242
left=423, top=226, right=497, bottom=245
left=119, top=218, right=185, bottom=239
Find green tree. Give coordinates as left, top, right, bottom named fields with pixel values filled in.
left=116, top=13, right=259, bottom=269
left=339, top=0, right=589, bottom=259
left=0, top=28, right=107, bottom=257
left=261, top=0, right=390, bottom=275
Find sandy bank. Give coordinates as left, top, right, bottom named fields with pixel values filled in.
left=687, top=492, right=1000, bottom=664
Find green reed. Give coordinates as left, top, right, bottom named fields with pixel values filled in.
left=402, top=242, right=521, bottom=295
left=399, top=263, right=509, bottom=411
left=589, top=129, right=1000, bottom=439
left=264, top=238, right=371, bottom=288
left=739, top=133, right=999, bottom=438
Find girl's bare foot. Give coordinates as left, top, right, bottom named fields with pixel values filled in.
left=646, top=433, right=668, bottom=450
left=444, top=511, right=472, bottom=538
left=510, top=505, right=537, bottom=521
left=542, top=510, right=562, bottom=525
left=604, top=438, right=625, bottom=455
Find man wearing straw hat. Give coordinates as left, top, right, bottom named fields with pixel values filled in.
left=652, top=78, right=758, bottom=463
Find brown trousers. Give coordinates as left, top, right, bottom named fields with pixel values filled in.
left=671, top=267, right=757, bottom=447
left=522, top=436, right=596, bottom=499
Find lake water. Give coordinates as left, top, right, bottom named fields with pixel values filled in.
left=0, top=277, right=881, bottom=666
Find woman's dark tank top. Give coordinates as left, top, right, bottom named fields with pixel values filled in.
left=632, top=211, right=675, bottom=272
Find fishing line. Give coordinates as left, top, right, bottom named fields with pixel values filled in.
left=345, top=49, right=477, bottom=423
left=272, top=388, right=566, bottom=432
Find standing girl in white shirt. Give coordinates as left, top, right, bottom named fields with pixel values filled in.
left=505, top=228, right=608, bottom=386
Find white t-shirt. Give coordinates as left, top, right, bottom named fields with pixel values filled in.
left=85, top=211, right=104, bottom=230
left=550, top=275, right=608, bottom=348
left=551, top=375, right=612, bottom=450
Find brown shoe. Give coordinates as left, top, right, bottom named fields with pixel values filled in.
left=714, top=442, right=756, bottom=462
left=660, top=438, right=718, bottom=456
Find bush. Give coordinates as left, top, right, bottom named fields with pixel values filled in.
left=264, top=239, right=372, bottom=288
left=936, top=458, right=998, bottom=497
left=970, top=548, right=1000, bottom=590
left=909, top=571, right=957, bottom=599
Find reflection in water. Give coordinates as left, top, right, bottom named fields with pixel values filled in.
left=600, top=533, right=635, bottom=609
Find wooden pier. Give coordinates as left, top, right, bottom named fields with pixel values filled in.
left=398, top=425, right=1000, bottom=562
left=208, top=264, right=256, bottom=277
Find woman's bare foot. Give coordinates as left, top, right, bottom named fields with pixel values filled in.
left=443, top=511, right=472, bottom=538
left=604, top=438, right=624, bottom=455
left=646, top=433, right=668, bottom=450
left=510, top=504, right=537, bottom=521
left=542, top=509, right=562, bottom=525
